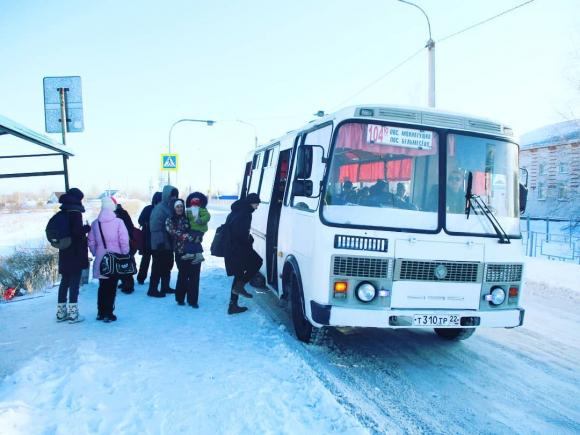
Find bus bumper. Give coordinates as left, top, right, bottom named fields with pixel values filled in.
left=311, top=301, right=524, bottom=329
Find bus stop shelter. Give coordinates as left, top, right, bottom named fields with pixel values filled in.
left=0, top=113, right=73, bottom=190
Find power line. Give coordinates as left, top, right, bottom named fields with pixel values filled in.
left=438, top=0, right=536, bottom=43
left=332, top=46, right=425, bottom=110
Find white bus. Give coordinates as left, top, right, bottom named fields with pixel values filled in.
left=240, top=105, right=526, bottom=343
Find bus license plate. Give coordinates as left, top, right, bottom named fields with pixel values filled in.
left=413, top=314, right=460, bottom=327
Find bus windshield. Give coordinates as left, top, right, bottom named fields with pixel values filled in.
left=446, top=134, right=520, bottom=236
left=322, top=122, right=439, bottom=230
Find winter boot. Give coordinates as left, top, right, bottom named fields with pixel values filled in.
left=228, top=302, right=248, bottom=315
left=232, top=280, right=253, bottom=299
left=56, top=303, right=68, bottom=322
left=67, top=303, right=85, bottom=323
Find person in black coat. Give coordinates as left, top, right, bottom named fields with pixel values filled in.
left=224, top=193, right=263, bottom=315
left=56, top=187, right=90, bottom=322
left=136, top=191, right=162, bottom=285
left=115, top=203, right=137, bottom=294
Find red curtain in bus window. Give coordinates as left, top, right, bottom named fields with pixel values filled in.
left=336, top=123, right=365, bottom=149
left=386, top=159, right=412, bottom=181
left=358, top=161, right=385, bottom=182
left=339, top=164, right=360, bottom=182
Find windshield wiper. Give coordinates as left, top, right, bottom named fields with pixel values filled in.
left=465, top=172, right=510, bottom=244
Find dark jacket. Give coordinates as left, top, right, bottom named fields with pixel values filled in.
left=57, top=191, right=89, bottom=275
left=150, top=185, right=178, bottom=251
left=224, top=197, right=259, bottom=276
left=137, top=191, right=162, bottom=254
left=165, top=210, right=196, bottom=256
left=115, top=204, right=136, bottom=255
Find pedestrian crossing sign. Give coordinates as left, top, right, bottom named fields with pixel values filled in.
left=161, top=154, right=178, bottom=171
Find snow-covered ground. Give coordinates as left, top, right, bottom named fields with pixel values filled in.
left=0, top=207, right=579, bottom=434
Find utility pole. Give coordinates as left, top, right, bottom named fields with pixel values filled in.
left=399, top=0, right=435, bottom=107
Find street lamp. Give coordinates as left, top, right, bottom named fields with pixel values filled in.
left=399, top=0, right=435, bottom=107
left=167, top=118, right=215, bottom=184
left=235, top=119, right=259, bottom=148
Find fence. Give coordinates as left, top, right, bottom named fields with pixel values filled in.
left=520, top=216, right=580, bottom=263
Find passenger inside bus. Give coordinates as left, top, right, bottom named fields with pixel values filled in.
left=394, top=182, right=418, bottom=210
left=446, top=169, right=466, bottom=213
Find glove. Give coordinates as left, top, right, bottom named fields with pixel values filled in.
left=83, top=224, right=91, bottom=233
left=195, top=217, right=203, bottom=225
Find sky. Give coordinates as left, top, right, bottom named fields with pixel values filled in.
left=0, top=0, right=578, bottom=196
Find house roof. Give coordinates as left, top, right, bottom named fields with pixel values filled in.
left=520, top=119, right=580, bottom=150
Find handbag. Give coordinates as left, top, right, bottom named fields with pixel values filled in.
left=98, top=222, right=136, bottom=277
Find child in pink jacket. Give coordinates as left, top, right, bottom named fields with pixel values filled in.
left=88, top=196, right=130, bottom=322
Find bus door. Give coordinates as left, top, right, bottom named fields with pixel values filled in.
left=266, top=149, right=291, bottom=290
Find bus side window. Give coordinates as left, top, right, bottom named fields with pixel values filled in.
left=239, top=161, right=252, bottom=199
left=290, top=124, right=332, bottom=211
left=248, top=152, right=263, bottom=196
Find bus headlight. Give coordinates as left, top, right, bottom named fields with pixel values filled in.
left=485, top=287, right=506, bottom=305
left=356, top=282, right=376, bottom=303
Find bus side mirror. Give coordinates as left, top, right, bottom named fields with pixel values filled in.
left=519, top=183, right=528, bottom=214
left=296, top=146, right=313, bottom=179
left=292, top=179, right=313, bottom=197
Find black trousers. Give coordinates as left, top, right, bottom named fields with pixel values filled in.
left=230, top=250, right=262, bottom=305
left=175, top=258, right=201, bottom=305
left=149, top=249, right=174, bottom=292
left=137, top=251, right=151, bottom=283
left=98, top=277, right=118, bottom=316
left=119, top=274, right=135, bottom=291
left=58, top=270, right=82, bottom=304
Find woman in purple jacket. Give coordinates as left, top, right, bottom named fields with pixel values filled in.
left=88, top=197, right=130, bottom=322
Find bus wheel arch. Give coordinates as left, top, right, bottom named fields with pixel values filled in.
left=282, top=257, right=317, bottom=343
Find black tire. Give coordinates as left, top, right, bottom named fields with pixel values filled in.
left=290, top=273, right=315, bottom=343
left=434, top=327, right=476, bottom=341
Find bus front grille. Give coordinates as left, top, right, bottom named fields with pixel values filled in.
left=332, top=256, right=392, bottom=279
left=396, top=260, right=481, bottom=282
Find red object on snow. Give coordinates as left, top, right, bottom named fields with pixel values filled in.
left=3, top=287, right=16, bottom=300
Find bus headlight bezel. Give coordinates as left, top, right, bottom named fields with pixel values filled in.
left=486, top=286, right=506, bottom=306
left=356, top=281, right=377, bottom=303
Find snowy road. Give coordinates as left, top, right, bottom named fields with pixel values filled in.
left=255, top=277, right=580, bottom=434
left=0, top=206, right=578, bottom=434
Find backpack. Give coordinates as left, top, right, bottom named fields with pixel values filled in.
left=45, top=211, right=72, bottom=249
left=210, top=224, right=232, bottom=257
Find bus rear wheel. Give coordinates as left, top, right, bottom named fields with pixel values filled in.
left=290, top=273, right=315, bottom=343
left=434, top=328, right=476, bottom=341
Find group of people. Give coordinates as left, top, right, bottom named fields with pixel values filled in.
left=333, top=179, right=417, bottom=210
left=53, top=185, right=264, bottom=323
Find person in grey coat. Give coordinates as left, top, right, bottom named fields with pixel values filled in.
left=147, top=184, right=178, bottom=297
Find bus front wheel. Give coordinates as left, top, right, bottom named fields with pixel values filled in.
left=290, top=273, right=315, bottom=343
left=434, top=327, right=476, bottom=341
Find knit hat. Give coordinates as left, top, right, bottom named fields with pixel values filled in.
left=246, top=193, right=261, bottom=204
left=189, top=197, right=201, bottom=207
left=101, top=196, right=117, bottom=211
left=67, top=187, right=84, bottom=201
left=174, top=199, right=185, bottom=209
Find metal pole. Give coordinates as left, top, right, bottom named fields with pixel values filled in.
left=427, top=39, right=436, bottom=107
left=63, top=155, right=70, bottom=191
left=58, top=87, right=68, bottom=145
left=398, top=0, right=435, bottom=107
left=167, top=119, right=215, bottom=187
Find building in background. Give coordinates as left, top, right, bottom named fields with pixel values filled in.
left=519, top=119, right=580, bottom=218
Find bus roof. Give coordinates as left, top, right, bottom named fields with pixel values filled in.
left=254, top=104, right=515, bottom=151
